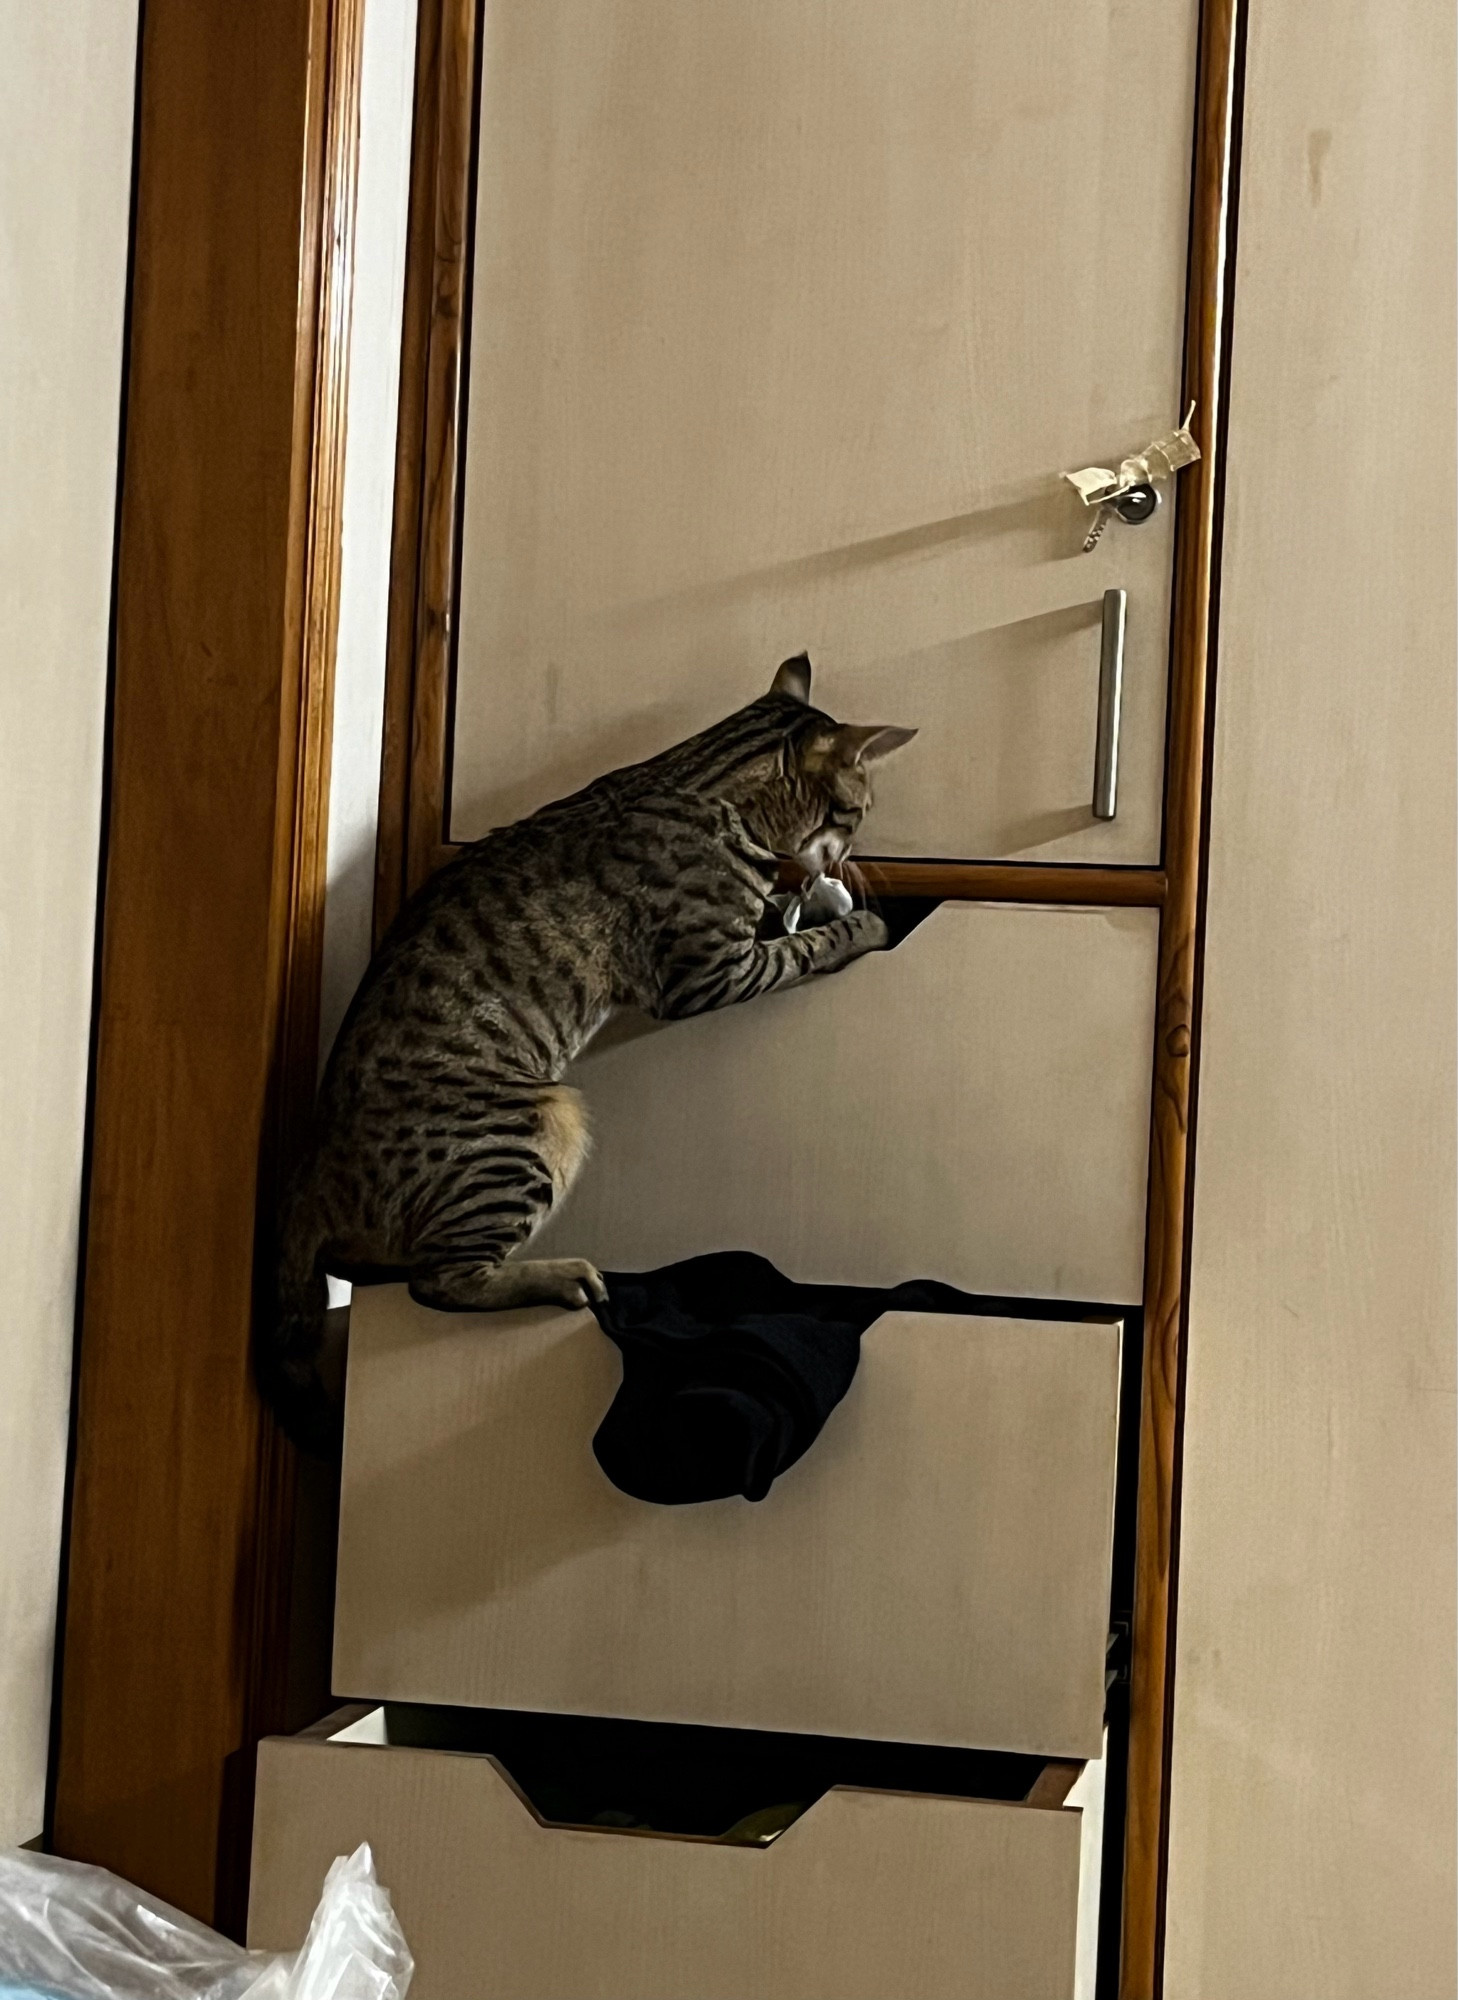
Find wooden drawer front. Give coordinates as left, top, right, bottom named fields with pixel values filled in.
left=532, top=901, right=1158, bottom=1305
left=249, top=1736, right=1082, bottom=2000
left=334, top=1302, right=1120, bottom=1758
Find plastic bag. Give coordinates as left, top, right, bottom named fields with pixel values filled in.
left=0, top=1842, right=412, bottom=2000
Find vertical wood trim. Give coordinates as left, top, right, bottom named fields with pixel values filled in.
left=1120, top=0, right=1245, bottom=1992
left=275, top=0, right=364, bottom=1171
left=374, top=0, right=478, bottom=943
left=237, top=0, right=365, bottom=1928
left=51, top=0, right=364, bottom=1930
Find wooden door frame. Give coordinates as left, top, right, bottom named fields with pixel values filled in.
left=1121, top=1, right=1247, bottom=1989
left=376, top=1, right=1246, bottom=1991
left=49, top=0, right=365, bottom=1931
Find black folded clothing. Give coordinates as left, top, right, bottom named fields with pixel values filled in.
left=590, top=1251, right=992, bottom=1506
left=591, top=1253, right=870, bottom=1505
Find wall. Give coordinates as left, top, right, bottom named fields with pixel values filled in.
left=0, top=0, right=139, bottom=1844
left=1164, top=0, right=1456, bottom=1992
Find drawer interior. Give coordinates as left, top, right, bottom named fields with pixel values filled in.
left=361, top=1700, right=1079, bottom=1840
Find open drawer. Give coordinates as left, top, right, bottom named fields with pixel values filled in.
left=249, top=1709, right=1096, bottom=2000
left=334, top=1299, right=1121, bottom=1757
left=531, top=901, right=1158, bottom=1306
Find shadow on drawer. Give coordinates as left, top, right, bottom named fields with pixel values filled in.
left=376, top=1700, right=1075, bottom=1841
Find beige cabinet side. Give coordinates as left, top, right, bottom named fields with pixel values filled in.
left=1163, top=0, right=1457, bottom=1991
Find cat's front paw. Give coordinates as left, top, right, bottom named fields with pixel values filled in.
left=847, top=910, right=889, bottom=951
left=537, top=1258, right=609, bottom=1309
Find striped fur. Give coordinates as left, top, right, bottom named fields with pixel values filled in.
left=262, top=658, right=914, bottom=1452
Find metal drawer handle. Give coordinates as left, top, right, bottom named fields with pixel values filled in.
left=1093, top=587, right=1126, bottom=821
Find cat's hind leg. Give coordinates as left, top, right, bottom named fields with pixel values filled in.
left=406, top=1084, right=607, bottom=1313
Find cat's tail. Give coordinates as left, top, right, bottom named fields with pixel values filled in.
left=254, top=1180, right=343, bottom=1460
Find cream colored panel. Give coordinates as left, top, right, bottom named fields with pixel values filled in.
left=450, top=0, right=1197, bottom=862
left=250, top=1737, right=1081, bottom=1999
left=0, top=0, right=138, bottom=1845
left=533, top=901, right=1158, bottom=1305
left=334, top=1303, right=1119, bottom=1754
left=813, top=597, right=1173, bottom=862
left=1163, top=0, right=1457, bottom=1993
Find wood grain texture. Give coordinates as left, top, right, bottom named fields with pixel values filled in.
left=255, top=0, right=365, bottom=1795
left=275, top=0, right=364, bottom=1176
left=50, top=0, right=363, bottom=1929
left=531, top=903, right=1160, bottom=1306
left=250, top=1736, right=1083, bottom=1998
left=1120, top=0, right=1243, bottom=1990
left=334, top=1301, right=1121, bottom=1756
left=374, top=0, right=476, bottom=942
left=426, top=848, right=1168, bottom=906
left=822, top=861, right=1166, bottom=907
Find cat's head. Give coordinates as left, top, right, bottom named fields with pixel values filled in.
left=733, top=654, right=917, bottom=873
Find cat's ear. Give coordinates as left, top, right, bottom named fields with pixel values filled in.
left=770, top=653, right=812, bottom=703
left=832, top=723, right=918, bottom=765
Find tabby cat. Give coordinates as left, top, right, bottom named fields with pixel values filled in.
left=263, top=655, right=915, bottom=1452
